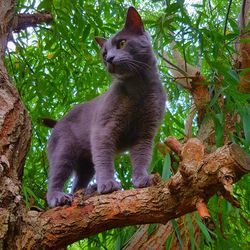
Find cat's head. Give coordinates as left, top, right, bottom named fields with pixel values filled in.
left=95, top=7, right=156, bottom=77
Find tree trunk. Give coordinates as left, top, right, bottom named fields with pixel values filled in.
left=0, top=0, right=32, bottom=248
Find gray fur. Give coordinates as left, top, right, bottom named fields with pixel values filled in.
left=46, top=7, right=166, bottom=207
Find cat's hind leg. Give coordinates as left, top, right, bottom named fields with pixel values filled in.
left=72, top=158, right=95, bottom=193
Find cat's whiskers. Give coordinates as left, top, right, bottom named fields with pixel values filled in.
left=118, top=59, right=146, bottom=78
left=118, top=58, right=151, bottom=72
left=126, top=63, right=141, bottom=78
left=117, top=55, right=150, bottom=68
left=129, top=59, right=151, bottom=70
left=129, top=63, right=143, bottom=78
left=116, top=58, right=143, bottom=78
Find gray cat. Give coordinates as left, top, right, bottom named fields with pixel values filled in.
left=44, top=6, right=166, bottom=207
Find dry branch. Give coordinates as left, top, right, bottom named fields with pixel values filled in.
left=12, top=12, right=53, bottom=32
left=20, top=140, right=249, bottom=249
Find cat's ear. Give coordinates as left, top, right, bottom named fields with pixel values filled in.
left=124, top=6, right=144, bottom=34
left=95, top=37, right=107, bottom=48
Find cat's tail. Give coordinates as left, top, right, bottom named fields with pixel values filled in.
left=40, top=118, right=57, bottom=128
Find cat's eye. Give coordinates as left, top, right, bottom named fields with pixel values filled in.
left=117, top=39, right=126, bottom=49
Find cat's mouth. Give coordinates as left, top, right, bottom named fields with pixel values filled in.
left=107, top=63, right=116, bottom=74
left=107, top=62, right=128, bottom=76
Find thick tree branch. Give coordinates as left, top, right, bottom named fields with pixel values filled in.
left=21, top=141, right=249, bottom=249
left=12, top=12, right=53, bottom=32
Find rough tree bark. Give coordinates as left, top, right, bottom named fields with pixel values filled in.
left=0, top=1, right=51, bottom=249
left=0, top=1, right=249, bottom=250
left=0, top=1, right=32, bottom=249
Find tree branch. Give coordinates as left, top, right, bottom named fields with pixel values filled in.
left=22, top=141, right=249, bottom=249
left=12, top=12, right=53, bottom=32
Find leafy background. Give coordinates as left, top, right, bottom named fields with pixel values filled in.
left=5, top=0, right=250, bottom=249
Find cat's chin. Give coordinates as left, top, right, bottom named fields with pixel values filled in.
left=107, top=64, right=115, bottom=74
left=107, top=65, right=130, bottom=78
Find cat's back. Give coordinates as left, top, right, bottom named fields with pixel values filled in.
left=49, top=95, right=103, bottom=144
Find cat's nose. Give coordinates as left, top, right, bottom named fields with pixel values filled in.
left=106, top=56, right=115, bottom=64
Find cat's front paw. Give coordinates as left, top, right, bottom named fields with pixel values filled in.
left=98, top=180, right=121, bottom=194
left=133, top=174, right=154, bottom=188
left=47, top=191, right=73, bottom=207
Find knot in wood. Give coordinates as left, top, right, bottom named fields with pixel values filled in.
left=0, top=155, right=9, bottom=175
left=218, top=167, right=236, bottom=193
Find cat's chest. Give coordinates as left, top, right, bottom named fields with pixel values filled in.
left=120, top=93, right=160, bottom=132
left=116, top=99, right=153, bottom=150
left=99, top=84, right=165, bottom=130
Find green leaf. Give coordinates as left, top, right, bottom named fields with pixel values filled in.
left=165, top=233, right=173, bottom=250
left=147, top=224, right=157, bottom=235
left=162, top=153, right=171, bottom=180
left=186, top=214, right=196, bottom=250
left=82, top=24, right=91, bottom=41
left=171, top=219, right=183, bottom=247
left=242, top=105, right=250, bottom=146
left=213, top=113, right=224, bottom=147
left=115, top=234, right=121, bottom=250
left=195, top=213, right=213, bottom=244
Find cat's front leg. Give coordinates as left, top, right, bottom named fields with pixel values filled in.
left=91, top=130, right=121, bottom=194
left=130, top=139, right=154, bottom=188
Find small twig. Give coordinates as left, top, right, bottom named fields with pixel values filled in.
left=240, top=213, right=250, bottom=227
left=157, top=143, right=171, bottom=157
left=158, top=52, right=189, bottom=77
left=196, top=200, right=215, bottom=230
left=173, top=76, right=199, bottom=80
left=224, top=0, right=233, bottom=36
left=164, top=137, right=182, bottom=155
left=196, top=200, right=210, bottom=220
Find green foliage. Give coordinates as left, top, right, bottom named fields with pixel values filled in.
left=5, top=0, right=250, bottom=249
